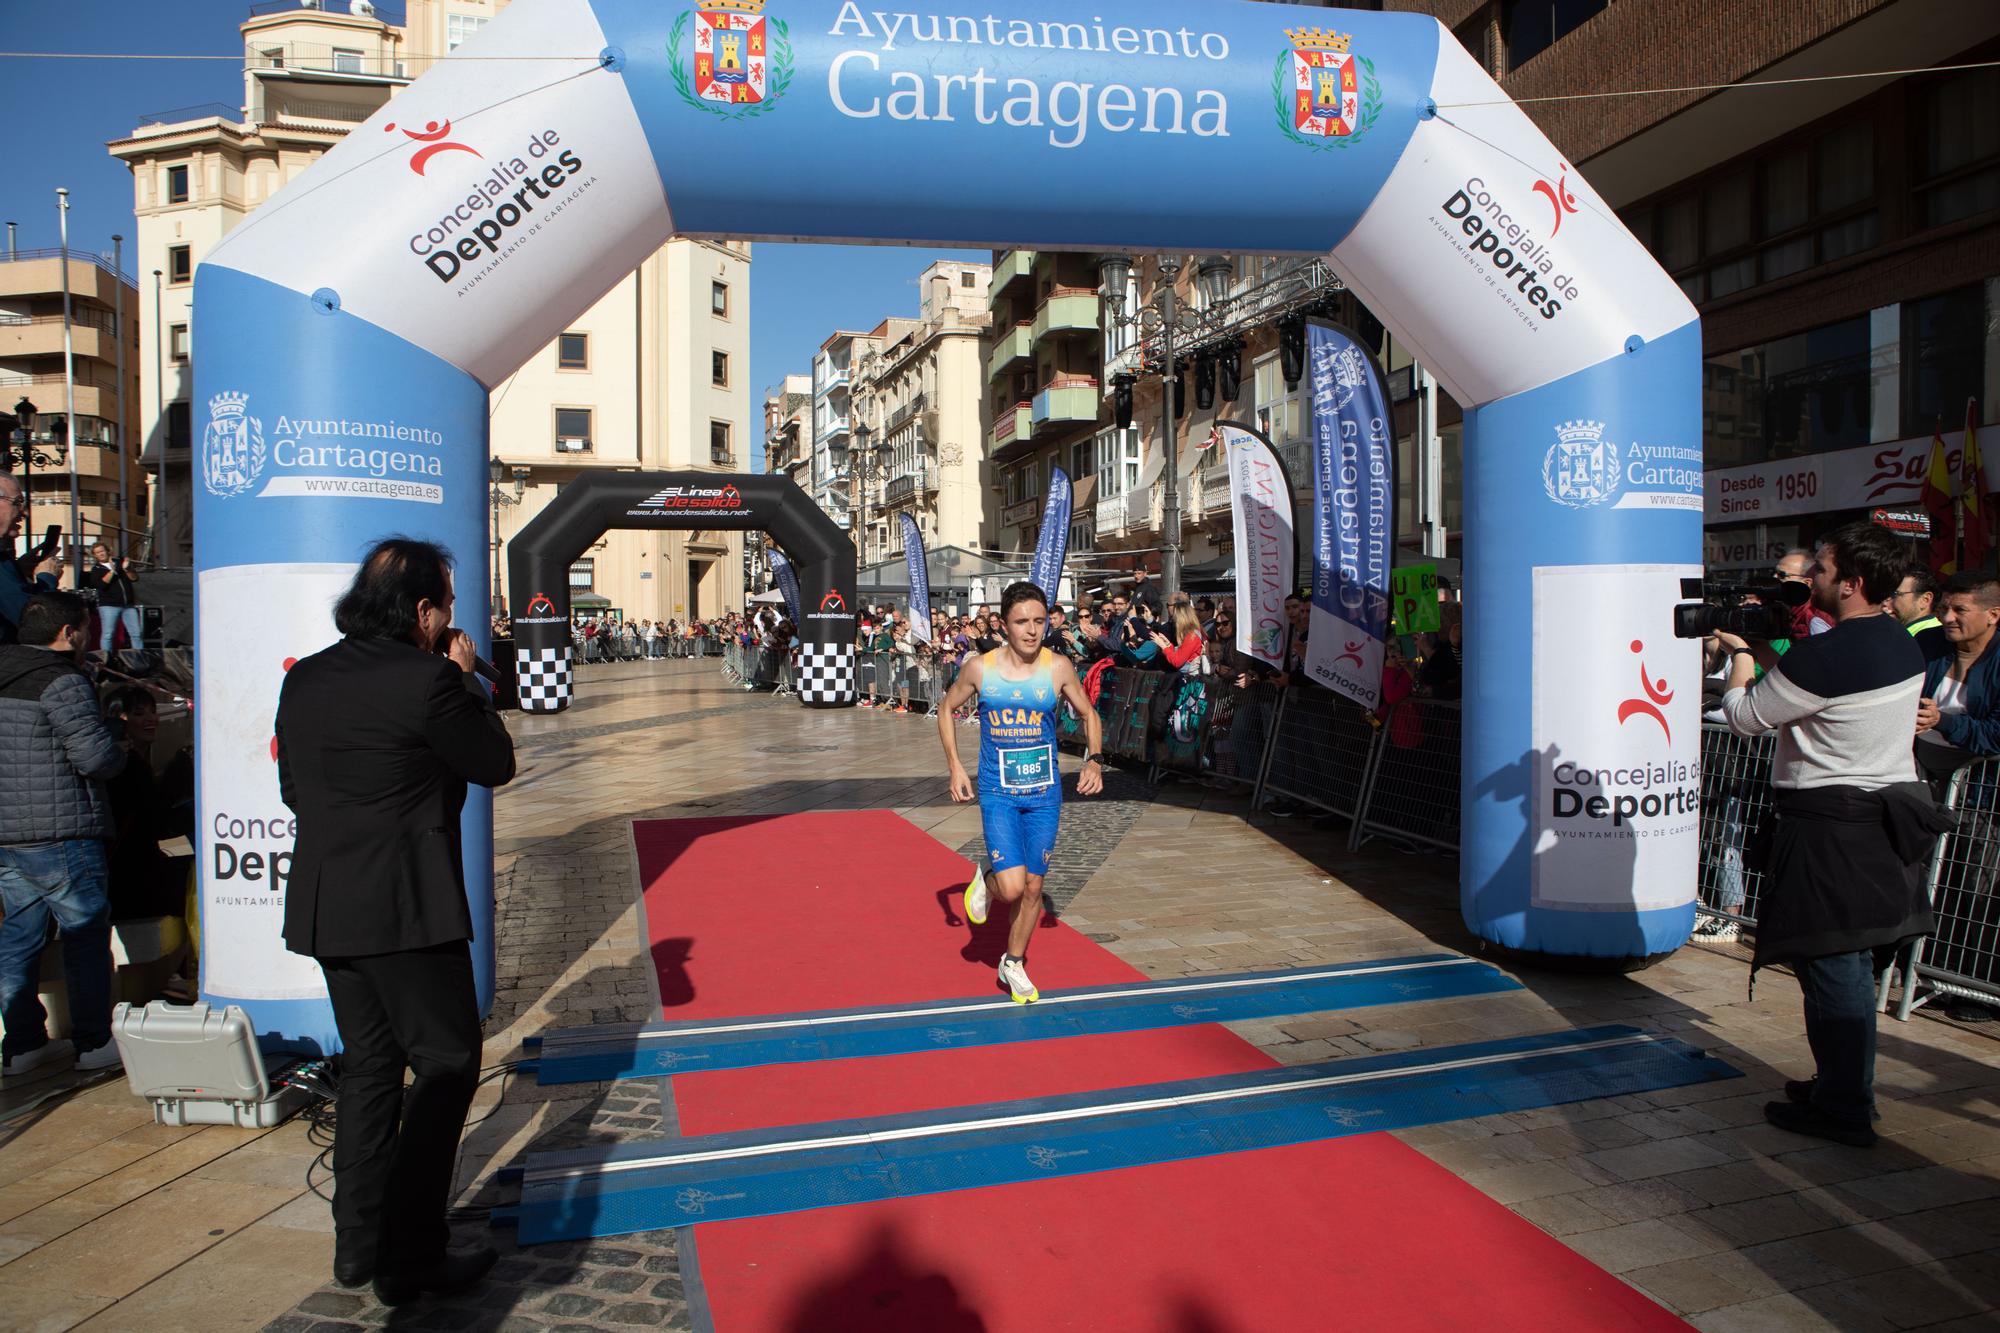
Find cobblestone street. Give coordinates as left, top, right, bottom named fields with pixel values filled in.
left=2, top=659, right=1996, bottom=1332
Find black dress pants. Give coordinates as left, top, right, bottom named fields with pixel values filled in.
left=319, top=940, right=481, bottom=1269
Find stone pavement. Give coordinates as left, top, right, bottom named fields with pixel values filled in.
left=0, top=657, right=1994, bottom=1332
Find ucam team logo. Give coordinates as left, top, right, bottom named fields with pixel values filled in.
left=1543, top=420, right=1621, bottom=508
left=671, top=0, right=794, bottom=119
left=1274, top=27, right=1381, bottom=150
left=202, top=392, right=266, bottom=498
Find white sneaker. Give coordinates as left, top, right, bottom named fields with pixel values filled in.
left=2, top=1038, right=74, bottom=1079
left=76, top=1043, right=123, bottom=1073
left=998, top=955, right=1039, bottom=1004
left=1693, top=916, right=1741, bottom=943
left=964, top=867, right=989, bottom=926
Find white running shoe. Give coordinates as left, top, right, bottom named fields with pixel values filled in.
left=76, top=1042, right=123, bottom=1073
left=1693, top=916, right=1741, bottom=944
left=998, top=955, right=1039, bottom=1004
left=2, top=1038, right=74, bottom=1079
left=964, top=867, right=989, bottom=925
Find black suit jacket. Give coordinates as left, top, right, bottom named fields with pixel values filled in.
left=276, top=636, right=515, bottom=958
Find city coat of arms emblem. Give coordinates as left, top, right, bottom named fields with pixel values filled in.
left=202, top=391, right=266, bottom=498
left=671, top=0, right=793, bottom=119
left=1275, top=28, right=1382, bottom=150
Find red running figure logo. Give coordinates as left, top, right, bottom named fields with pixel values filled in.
left=1533, top=162, right=1580, bottom=236
left=385, top=119, right=482, bottom=175
left=1616, top=639, right=1673, bottom=742
left=1334, top=638, right=1365, bottom=669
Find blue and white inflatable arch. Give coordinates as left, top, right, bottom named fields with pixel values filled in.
left=194, top=0, right=1702, bottom=1050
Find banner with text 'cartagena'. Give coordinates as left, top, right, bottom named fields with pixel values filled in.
left=1303, top=320, right=1395, bottom=709
left=1029, top=466, right=1072, bottom=605
left=1224, top=421, right=1296, bottom=670
left=899, top=512, right=933, bottom=644
left=767, top=545, right=803, bottom=626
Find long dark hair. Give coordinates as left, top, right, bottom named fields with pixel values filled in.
left=334, top=537, right=454, bottom=641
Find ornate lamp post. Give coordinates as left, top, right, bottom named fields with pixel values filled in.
left=4, top=396, right=74, bottom=537
left=488, top=456, right=525, bottom=608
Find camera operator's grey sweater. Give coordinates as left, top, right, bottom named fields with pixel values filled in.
left=1722, top=611, right=1924, bottom=790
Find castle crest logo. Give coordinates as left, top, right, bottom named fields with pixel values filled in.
left=671, top=0, right=794, bottom=119
left=1543, top=419, right=1621, bottom=509
left=202, top=392, right=266, bottom=498
left=1275, top=27, right=1381, bottom=150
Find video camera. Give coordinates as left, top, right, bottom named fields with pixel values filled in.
left=1671, top=576, right=1809, bottom=640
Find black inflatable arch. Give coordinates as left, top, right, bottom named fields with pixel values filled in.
left=506, top=472, right=856, bottom=711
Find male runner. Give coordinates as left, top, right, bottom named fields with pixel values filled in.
left=937, top=581, right=1103, bottom=1002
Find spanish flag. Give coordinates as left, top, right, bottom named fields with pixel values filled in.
left=1964, top=397, right=1990, bottom=571
left=1922, top=417, right=1957, bottom=575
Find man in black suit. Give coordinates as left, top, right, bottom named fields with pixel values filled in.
left=276, top=537, right=515, bottom=1305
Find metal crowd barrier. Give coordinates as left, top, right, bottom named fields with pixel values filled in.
left=1350, top=699, right=1462, bottom=853
left=1099, top=668, right=1168, bottom=766
left=1897, top=757, right=2000, bottom=1018
left=1694, top=724, right=1778, bottom=929
left=1149, top=673, right=1251, bottom=787
left=1255, top=684, right=1380, bottom=826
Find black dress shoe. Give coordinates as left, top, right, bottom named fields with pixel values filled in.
left=332, top=1230, right=375, bottom=1288
left=373, top=1244, right=498, bottom=1307
left=1783, top=1077, right=1881, bottom=1121
left=1764, top=1099, right=1876, bottom=1148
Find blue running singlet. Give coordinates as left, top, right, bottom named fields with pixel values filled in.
left=976, top=648, right=1062, bottom=876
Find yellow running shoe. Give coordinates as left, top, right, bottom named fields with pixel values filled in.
left=998, top=955, right=1038, bottom=1004
left=963, top=866, right=989, bottom=925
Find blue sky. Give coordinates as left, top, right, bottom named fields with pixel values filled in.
left=0, top=0, right=986, bottom=466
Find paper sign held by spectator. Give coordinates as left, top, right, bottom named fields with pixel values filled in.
left=1392, top=565, right=1441, bottom=636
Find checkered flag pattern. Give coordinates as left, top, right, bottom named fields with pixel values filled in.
left=515, top=645, right=572, bottom=711
left=794, top=642, right=857, bottom=706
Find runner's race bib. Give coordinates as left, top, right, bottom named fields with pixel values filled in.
left=998, top=744, right=1056, bottom=794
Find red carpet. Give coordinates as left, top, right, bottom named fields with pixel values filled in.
left=634, top=811, right=1688, bottom=1332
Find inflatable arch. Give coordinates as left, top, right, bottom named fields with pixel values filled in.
left=507, top=471, right=855, bottom=709
left=194, top=0, right=1702, bottom=1049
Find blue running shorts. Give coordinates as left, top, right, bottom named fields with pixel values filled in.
left=981, top=793, right=1061, bottom=877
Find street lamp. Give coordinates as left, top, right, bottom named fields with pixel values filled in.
left=4, top=396, right=72, bottom=536
left=489, top=456, right=524, bottom=608
left=1097, top=252, right=1232, bottom=600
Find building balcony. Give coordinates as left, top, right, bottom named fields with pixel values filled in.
left=1031, top=380, right=1099, bottom=434
left=884, top=466, right=938, bottom=506
left=887, top=392, right=927, bottom=431
left=819, top=364, right=850, bottom=391
left=989, top=401, right=1032, bottom=452
left=988, top=250, right=1037, bottom=307
left=1031, top=289, right=1100, bottom=347
left=0, top=312, right=120, bottom=362
left=985, top=322, right=1033, bottom=382
left=818, top=416, right=850, bottom=443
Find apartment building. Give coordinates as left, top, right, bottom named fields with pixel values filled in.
left=811, top=320, right=912, bottom=542
left=763, top=372, right=813, bottom=494
left=860, top=261, right=993, bottom=568
left=984, top=251, right=1106, bottom=573
left=105, top=0, right=754, bottom=619
left=0, top=249, right=145, bottom=563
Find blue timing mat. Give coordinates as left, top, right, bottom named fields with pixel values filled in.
left=500, top=1025, right=1737, bottom=1243
left=525, top=954, right=1522, bottom=1085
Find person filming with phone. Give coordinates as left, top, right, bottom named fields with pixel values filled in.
left=275, top=537, right=515, bottom=1304
left=0, top=477, right=62, bottom=645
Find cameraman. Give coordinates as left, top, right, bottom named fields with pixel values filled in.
left=1715, top=521, right=1951, bottom=1148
